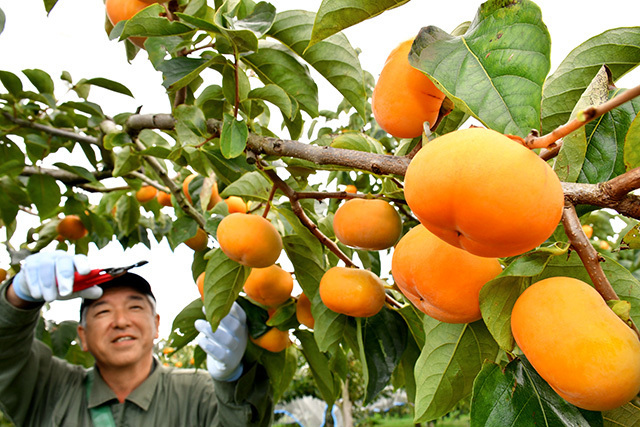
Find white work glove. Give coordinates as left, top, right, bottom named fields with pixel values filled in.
left=12, top=250, right=103, bottom=302
left=195, top=302, right=248, bottom=382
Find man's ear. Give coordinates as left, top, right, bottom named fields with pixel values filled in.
left=77, top=325, right=89, bottom=352
left=154, top=314, right=160, bottom=340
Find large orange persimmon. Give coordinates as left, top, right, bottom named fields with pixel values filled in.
left=56, top=215, right=88, bottom=240
left=392, top=224, right=502, bottom=323
left=333, top=199, right=402, bottom=251
left=243, top=264, right=293, bottom=307
left=372, top=39, right=446, bottom=138
left=511, top=277, right=640, bottom=411
left=216, top=213, right=282, bottom=268
left=319, top=267, right=386, bottom=318
left=404, top=127, right=564, bottom=258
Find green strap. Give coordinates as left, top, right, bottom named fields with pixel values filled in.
left=85, top=369, right=117, bottom=427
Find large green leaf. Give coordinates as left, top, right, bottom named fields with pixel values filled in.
left=27, top=174, right=61, bottom=218
left=410, top=0, right=551, bottom=137
left=268, top=10, right=368, bottom=119
left=158, top=56, right=226, bottom=91
left=480, top=247, right=562, bottom=351
left=470, top=358, right=603, bottom=427
left=577, top=91, right=640, bottom=183
left=22, top=69, right=54, bottom=94
left=358, top=309, right=408, bottom=404
left=295, top=330, right=340, bottom=407
left=0, top=70, right=23, bottom=95
left=120, top=4, right=194, bottom=38
left=167, top=298, right=205, bottom=349
left=220, top=113, right=248, bottom=158
left=414, top=318, right=499, bottom=423
left=603, top=402, right=640, bottom=426
left=553, top=66, right=614, bottom=182
left=219, top=171, right=272, bottom=201
left=309, top=0, right=410, bottom=46
left=203, top=248, right=251, bottom=331
left=243, top=41, right=317, bottom=117
left=209, top=1, right=276, bottom=53
left=84, top=77, right=134, bottom=98
left=541, top=27, right=640, bottom=134
left=330, top=131, right=385, bottom=154
left=624, top=111, right=640, bottom=170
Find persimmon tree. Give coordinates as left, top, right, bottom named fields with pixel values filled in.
left=2, top=0, right=640, bottom=425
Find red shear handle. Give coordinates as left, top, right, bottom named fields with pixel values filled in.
left=72, top=269, right=114, bottom=292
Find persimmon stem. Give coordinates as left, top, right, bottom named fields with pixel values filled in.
left=525, top=83, right=640, bottom=149
left=261, top=166, right=355, bottom=268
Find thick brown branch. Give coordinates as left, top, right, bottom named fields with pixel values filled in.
left=599, top=167, right=640, bottom=201
left=562, top=202, right=617, bottom=300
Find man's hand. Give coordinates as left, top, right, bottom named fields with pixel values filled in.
left=11, top=251, right=102, bottom=303
left=195, top=302, right=248, bottom=382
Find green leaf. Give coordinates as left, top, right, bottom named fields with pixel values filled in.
left=309, top=0, right=410, bottom=47
left=59, top=101, right=105, bottom=118
left=624, top=110, right=640, bottom=170
left=243, top=41, right=316, bottom=117
left=121, top=4, right=194, bottom=38
left=541, top=27, right=640, bottom=134
left=167, top=298, right=205, bottom=349
left=103, top=132, right=133, bottom=150
left=23, top=68, right=54, bottom=94
left=208, top=1, right=276, bottom=53
left=27, top=174, right=61, bottom=217
left=603, top=401, right=640, bottom=426
left=479, top=248, right=560, bottom=351
left=248, top=85, right=294, bottom=119
left=84, top=77, right=134, bottom=98
left=43, top=0, right=58, bottom=14
left=620, top=222, right=640, bottom=250
left=219, top=171, right=272, bottom=201
left=260, top=346, right=297, bottom=403
left=410, top=0, right=551, bottom=137
left=553, top=66, right=613, bottom=182
left=414, top=319, right=499, bottom=423
left=204, top=249, right=250, bottom=331
left=158, top=56, right=225, bottom=91
left=471, top=358, right=603, bottom=427
left=0, top=70, right=23, bottom=95
left=0, top=7, right=5, bottom=35
left=268, top=10, right=368, bottom=119
left=113, top=146, right=142, bottom=177
left=397, top=304, right=426, bottom=349
left=169, top=216, right=199, bottom=247
left=53, top=163, right=98, bottom=183
left=295, top=329, right=339, bottom=407
left=114, top=194, right=140, bottom=236
left=359, top=309, right=408, bottom=404
left=220, top=113, right=248, bottom=159
left=330, top=131, right=385, bottom=154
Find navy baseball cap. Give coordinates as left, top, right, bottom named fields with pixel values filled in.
left=79, top=272, right=155, bottom=318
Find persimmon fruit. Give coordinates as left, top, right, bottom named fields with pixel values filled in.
left=404, top=127, right=564, bottom=258
left=0, top=268, right=6, bottom=283
left=196, top=271, right=205, bottom=301
left=392, top=224, right=502, bottom=323
left=184, top=227, right=208, bottom=252
left=296, top=293, right=315, bottom=329
left=243, top=264, right=293, bottom=307
left=372, top=39, right=446, bottom=138
left=251, top=327, right=291, bottom=353
left=511, top=276, right=640, bottom=411
left=319, top=267, right=386, bottom=318
left=157, top=191, right=172, bottom=207
left=56, top=215, right=88, bottom=240
left=135, top=185, right=157, bottom=203
left=345, top=185, right=357, bottom=194
left=225, top=196, right=248, bottom=214
left=333, top=199, right=402, bottom=251
left=216, top=213, right=283, bottom=268
left=582, top=224, right=593, bottom=239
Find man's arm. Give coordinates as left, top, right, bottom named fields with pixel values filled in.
left=5, top=280, right=43, bottom=309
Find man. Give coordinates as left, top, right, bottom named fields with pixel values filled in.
left=0, top=251, right=272, bottom=426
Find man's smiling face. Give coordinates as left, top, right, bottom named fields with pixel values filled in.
left=78, top=286, right=159, bottom=370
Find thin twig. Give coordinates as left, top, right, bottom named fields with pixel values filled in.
left=525, top=83, right=640, bottom=149
left=261, top=166, right=355, bottom=268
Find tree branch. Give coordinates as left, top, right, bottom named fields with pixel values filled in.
left=525, top=83, right=640, bottom=149
left=3, top=112, right=100, bottom=146
left=260, top=166, right=355, bottom=268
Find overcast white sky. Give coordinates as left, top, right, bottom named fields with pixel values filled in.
left=1, top=0, right=639, bottom=337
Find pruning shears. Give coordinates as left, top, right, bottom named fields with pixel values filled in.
left=72, top=261, right=149, bottom=293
